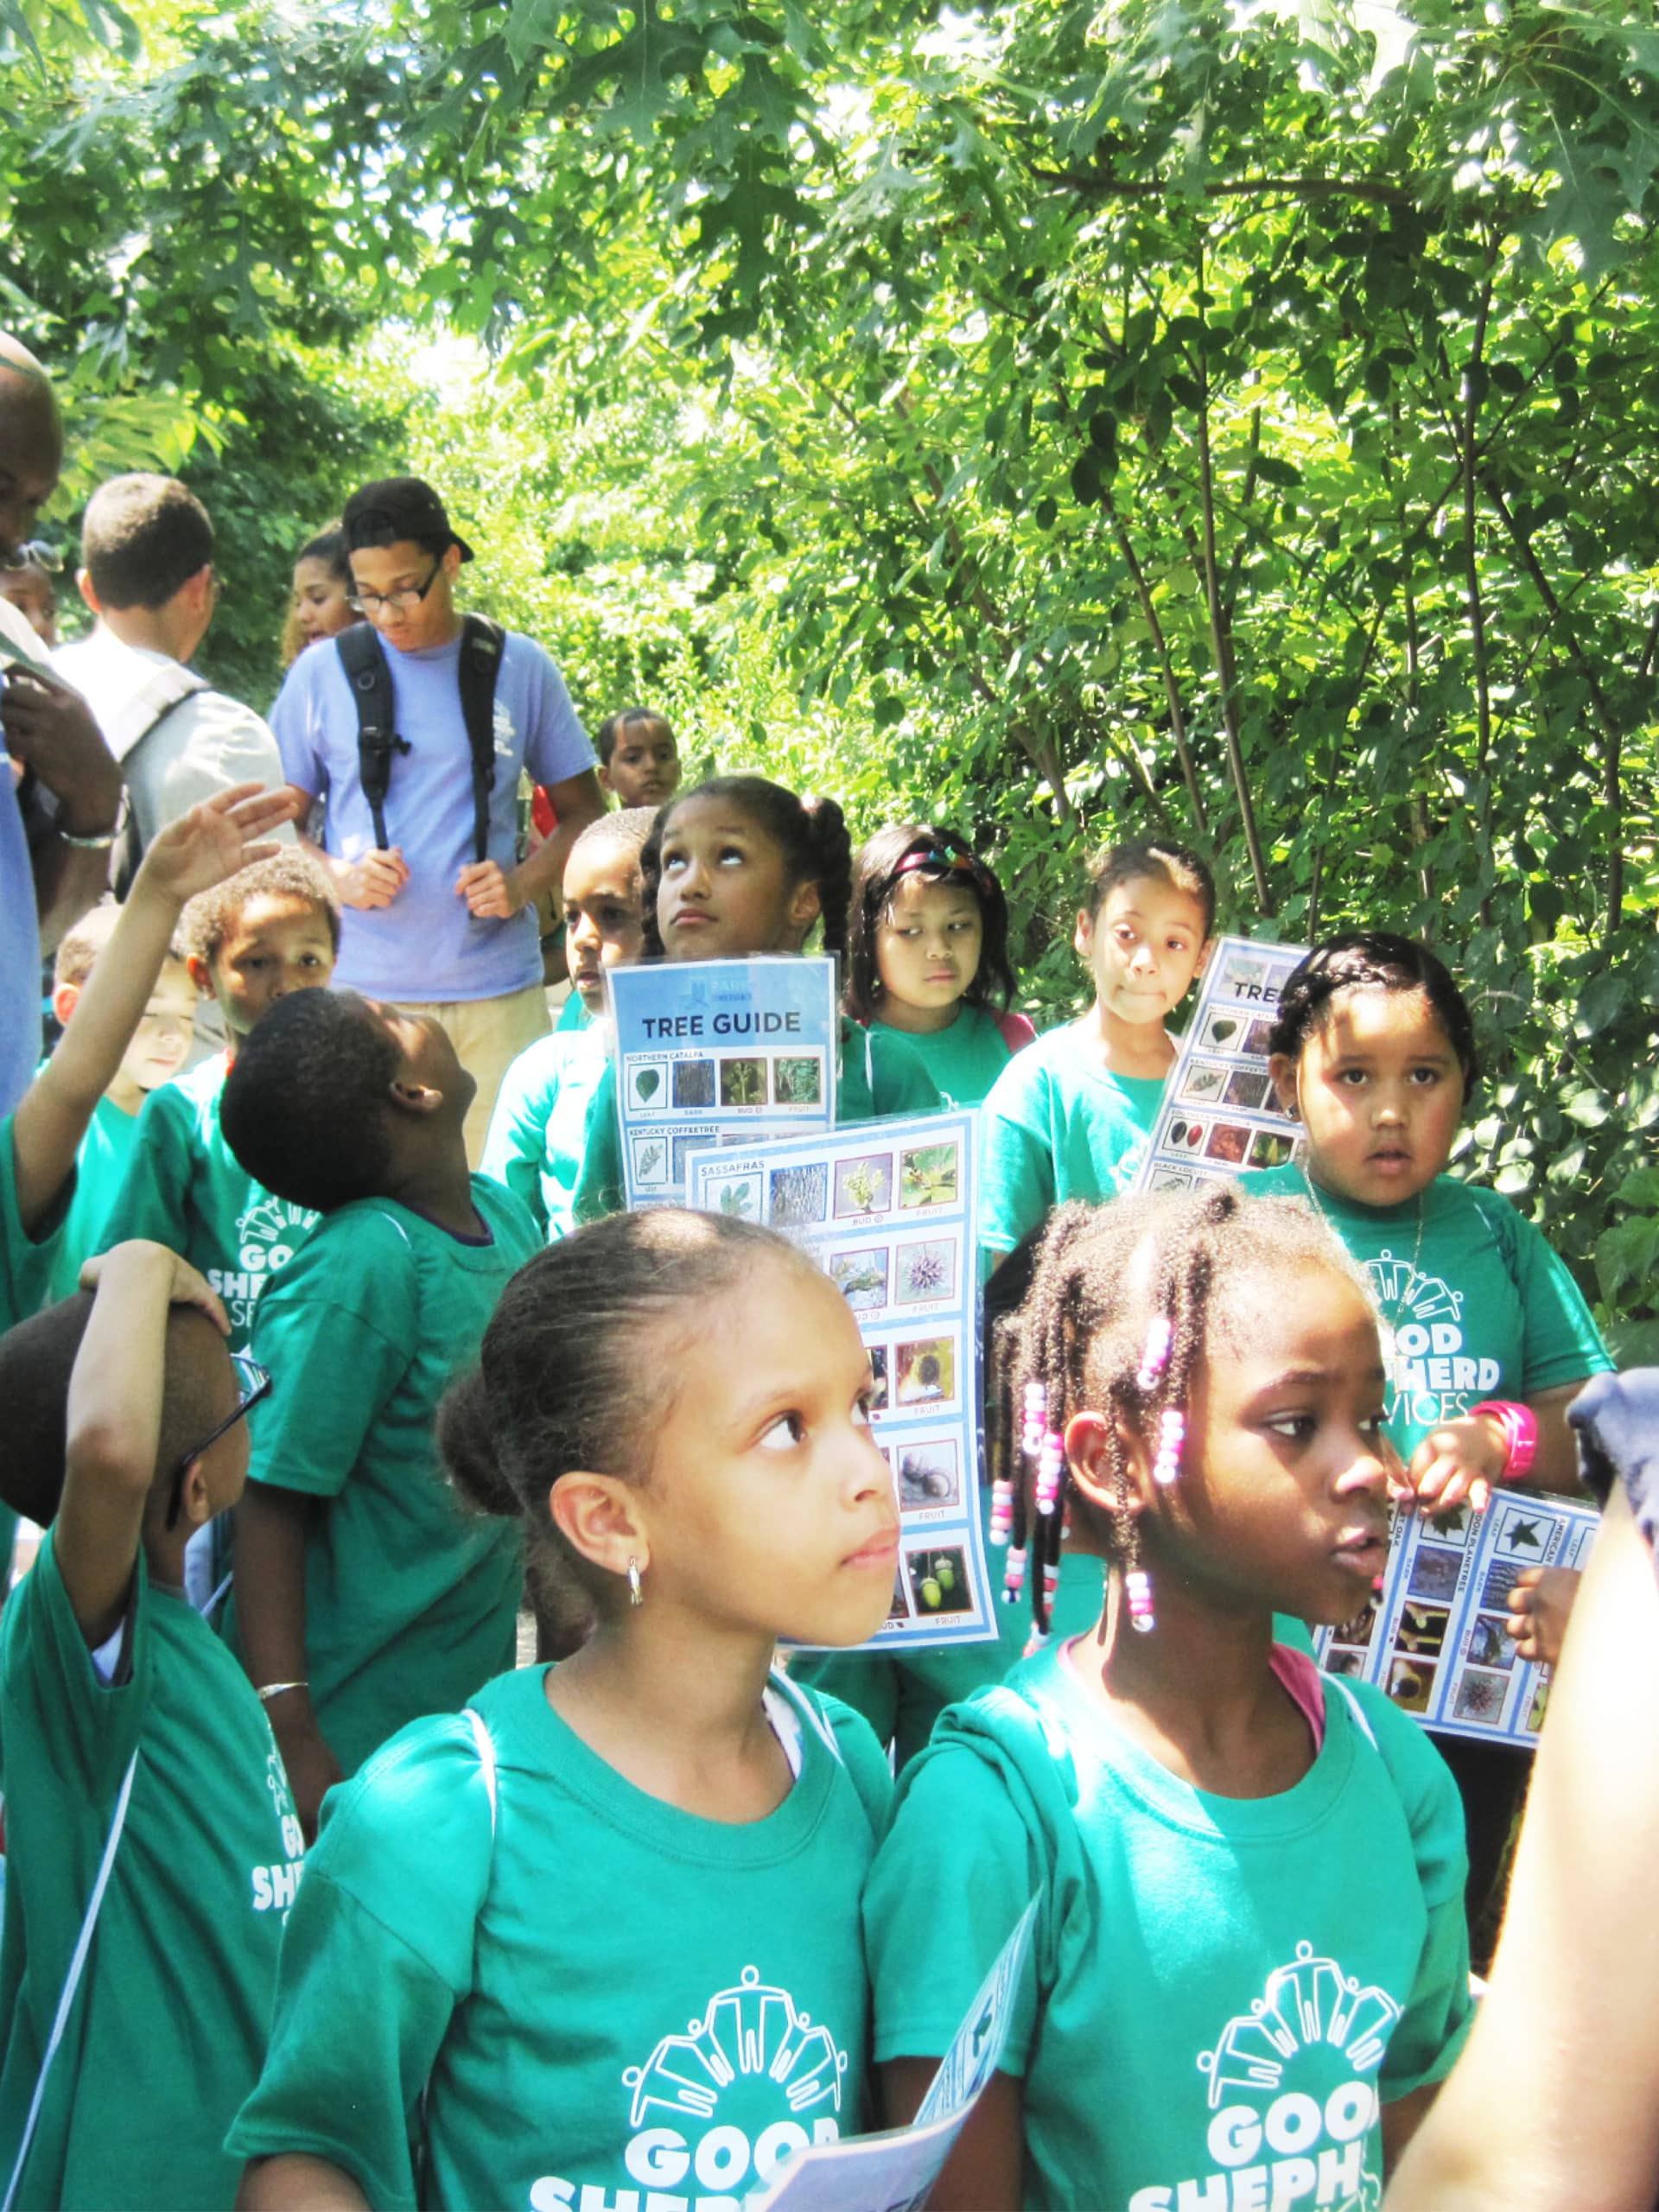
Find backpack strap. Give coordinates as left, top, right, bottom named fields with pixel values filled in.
left=104, top=664, right=214, bottom=897
left=1, top=1750, right=139, bottom=2212
left=337, top=624, right=405, bottom=855
left=457, top=614, right=505, bottom=867
left=338, top=617, right=504, bottom=863
left=462, top=1706, right=499, bottom=1837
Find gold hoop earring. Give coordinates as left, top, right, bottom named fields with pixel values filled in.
left=627, top=1557, right=644, bottom=1608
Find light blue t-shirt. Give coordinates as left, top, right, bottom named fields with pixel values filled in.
left=0, top=737, right=40, bottom=1118
left=270, top=629, right=594, bottom=1002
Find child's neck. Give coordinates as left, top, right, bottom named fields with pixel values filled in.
left=384, top=1135, right=480, bottom=1237
left=107, top=1074, right=145, bottom=1118
left=877, top=995, right=964, bottom=1038
left=1066, top=1570, right=1312, bottom=1799
left=545, top=1607, right=791, bottom=1823
left=1073, top=999, right=1175, bottom=1080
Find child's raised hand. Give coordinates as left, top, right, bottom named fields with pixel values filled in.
left=1505, top=1565, right=1580, bottom=1667
left=79, top=1241, right=231, bottom=1336
left=134, top=783, right=299, bottom=908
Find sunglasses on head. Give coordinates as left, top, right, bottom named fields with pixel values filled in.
left=893, top=842, right=992, bottom=891
left=163, top=1352, right=273, bottom=1531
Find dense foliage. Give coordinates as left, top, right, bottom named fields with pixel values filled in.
left=3, top=0, right=1656, bottom=1346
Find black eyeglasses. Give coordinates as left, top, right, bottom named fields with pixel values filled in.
left=346, top=558, right=443, bottom=620
left=164, top=1352, right=273, bottom=1530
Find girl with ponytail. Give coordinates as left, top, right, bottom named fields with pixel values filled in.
left=232, top=1210, right=899, bottom=2209
left=574, top=776, right=939, bottom=1220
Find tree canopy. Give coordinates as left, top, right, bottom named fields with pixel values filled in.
left=3, top=0, right=1656, bottom=1344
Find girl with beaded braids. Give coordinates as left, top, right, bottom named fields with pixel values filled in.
left=572, top=775, right=939, bottom=1219
left=865, top=1187, right=1474, bottom=2212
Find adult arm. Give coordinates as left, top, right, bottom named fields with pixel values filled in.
left=234, top=1478, right=341, bottom=1842
left=14, top=783, right=293, bottom=1235
left=286, top=785, right=410, bottom=912
left=58, top=1241, right=229, bottom=1643
left=455, top=766, right=606, bottom=921
left=1386, top=1484, right=1659, bottom=2212
left=0, top=670, right=124, bottom=949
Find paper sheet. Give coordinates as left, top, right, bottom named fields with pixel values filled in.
left=609, top=957, right=839, bottom=1208
left=689, top=1110, right=995, bottom=1652
left=751, top=1899, right=1038, bottom=2212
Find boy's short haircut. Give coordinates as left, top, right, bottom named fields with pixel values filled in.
left=53, top=902, right=188, bottom=994
left=0, top=1294, right=226, bottom=1527
left=594, top=708, right=674, bottom=767
left=220, top=990, right=400, bottom=1213
left=81, top=474, right=214, bottom=612
left=53, top=903, right=120, bottom=992
left=179, top=851, right=342, bottom=969
left=569, top=806, right=656, bottom=872
left=1085, top=836, right=1217, bottom=938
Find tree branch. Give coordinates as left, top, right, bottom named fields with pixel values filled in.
left=1033, top=168, right=1415, bottom=209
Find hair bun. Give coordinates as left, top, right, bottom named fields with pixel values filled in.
left=436, top=1368, right=522, bottom=1521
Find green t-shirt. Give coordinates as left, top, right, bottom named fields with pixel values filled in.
left=574, top=1014, right=942, bottom=1223
left=1247, top=1168, right=1614, bottom=1458
left=479, top=1022, right=607, bottom=1242
left=555, top=990, right=589, bottom=1033
left=978, top=1023, right=1167, bottom=1256
left=865, top=1645, right=1473, bottom=2212
left=44, top=1090, right=139, bottom=1306
left=97, top=1055, right=320, bottom=1357
left=867, top=1002, right=1014, bottom=1109
left=228, top=1665, right=891, bottom=2211
left=225, top=1179, right=541, bottom=1775
left=0, top=1534, right=302, bottom=2210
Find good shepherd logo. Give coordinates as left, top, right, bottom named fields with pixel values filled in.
left=1369, top=1261, right=1502, bottom=1433
left=529, top=1966, right=848, bottom=2210
left=1128, top=1943, right=1399, bottom=2212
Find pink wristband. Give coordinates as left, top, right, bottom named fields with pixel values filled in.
left=1471, top=1399, right=1539, bottom=1485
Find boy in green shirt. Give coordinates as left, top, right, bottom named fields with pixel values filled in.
left=481, top=807, right=652, bottom=1240
left=41, top=903, right=198, bottom=1302
left=0, top=1240, right=303, bottom=2212
left=96, top=850, right=340, bottom=1354
left=219, top=987, right=541, bottom=1835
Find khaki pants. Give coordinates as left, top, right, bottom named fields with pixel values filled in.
left=392, top=982, right=551, bottom=1169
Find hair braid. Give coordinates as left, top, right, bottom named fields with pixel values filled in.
left=803, top=796, right=852, bottom=960
left=988, top=1187, right=1371, bottom=1643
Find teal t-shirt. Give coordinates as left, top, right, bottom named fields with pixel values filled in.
left=574, top=1013, right=942, bottom=1223
left=228, top=1667, right=891, bottom=2211
left=867, top=1002, right=1014, bottom=1109
left=1247, top=1168, right=1613, bottom=1459
left=0, top=1534, right=302, bottom=2210
left=865, top=1646, right=1473, bottom=2212
left=96, top=1054, right=319, bottom=1357
left=225, top=1178, right=541, bottom=1775
left=44, top=1091, right=139, bottom=1305
left=555, top=990, right=588, bottom=1033
left=978, top=1023, right=1167, bottom=1256
left=479, top=1022, right=608, bottom=1242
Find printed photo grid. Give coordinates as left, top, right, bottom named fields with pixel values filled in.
left=1313, top=1489, right=1600, bottom=1744
left=690, top=1111, right=995, bottom=1652
left=610, top=957, right=839, bottom=1209
left=1135, top=935, right=1308, bottom=1194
